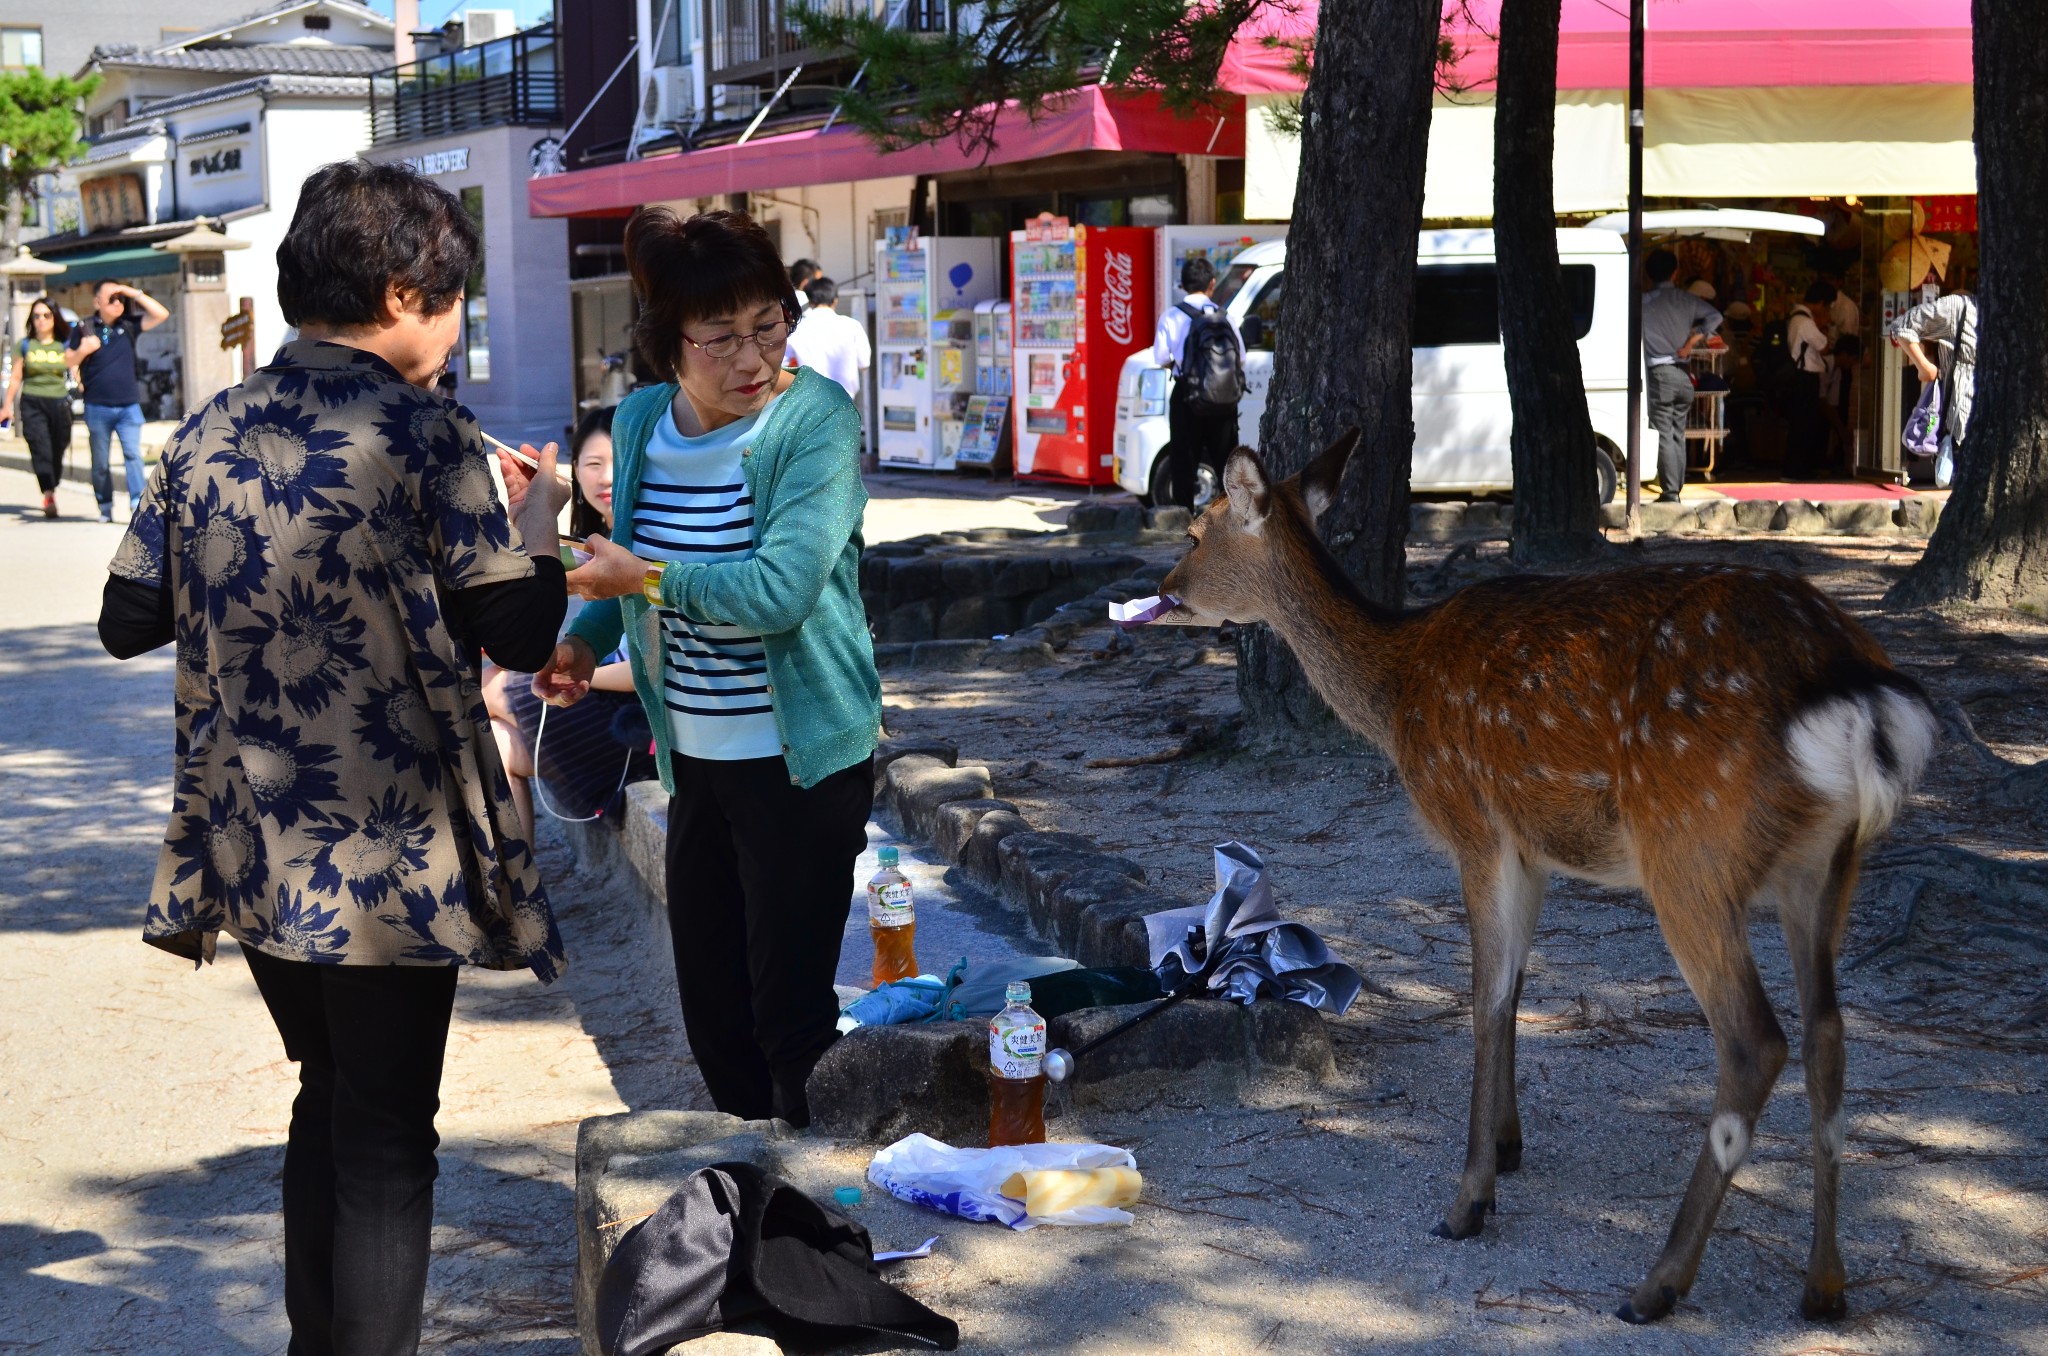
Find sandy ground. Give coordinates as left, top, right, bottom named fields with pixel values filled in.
left=8, top=455, right=2044, bottom=1355
left=869, top=530, right=2048, bottom=1355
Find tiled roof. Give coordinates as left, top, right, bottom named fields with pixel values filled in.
left=134, top=73, right=372, bottom=117
left=90, top=44, right=391, bottom=76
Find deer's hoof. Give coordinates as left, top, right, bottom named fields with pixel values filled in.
left=1799, top=1281, right=1848, bottom=1323
left=1430, top=1199, right=1492, bottom=1240
left=1614, top=1284, right=1677, bottom=1325
left=1495, top=1139, right=1523, bottom=1174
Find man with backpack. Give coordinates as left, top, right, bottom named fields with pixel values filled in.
left=1641, top=249, right=1722, bottom=503
left=1152, top=257, right=1245, bottom=509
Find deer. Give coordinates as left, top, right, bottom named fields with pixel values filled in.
left=1158, top=430, right=1937, bottom=1325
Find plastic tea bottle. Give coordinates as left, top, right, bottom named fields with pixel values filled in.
left=866, top=846, right=917, bottom=988
left=988, top=981, right=1048, bottom=1147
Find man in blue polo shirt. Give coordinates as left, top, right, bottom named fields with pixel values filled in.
left=65, top=278, right=169, bottom=522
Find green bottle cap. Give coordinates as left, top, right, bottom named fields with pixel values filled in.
left=878, top=846, right=899, bottom=867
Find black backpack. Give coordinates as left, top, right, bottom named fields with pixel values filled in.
left=1177, top=301, right=1246, bottom=408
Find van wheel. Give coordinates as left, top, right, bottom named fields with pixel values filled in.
left=1595, top=444, right=1619, bottom=505
left=1148, top=455, right=1222, bottom=512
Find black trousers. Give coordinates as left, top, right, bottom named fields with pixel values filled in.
left=243, top=945, right=458, bottom=1356
left=1165, top=385, right=1239, bottom=508
left=18, top=392, right=71, bottom=493
left=665, top=752, right=874, bottom=1126
left=1786, top=370, right=1828, bottom=478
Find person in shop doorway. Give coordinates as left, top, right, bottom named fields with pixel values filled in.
left=1886, top=286, right=1978, bottom=490
left=1152, top=256, right=1243, bottom=510
left=786, top=276, right=871, bottom=402
left=1641, top=249, right=1721, bottom=503
left=1784, top=282, right=1833, bottom=478
left=64, top=278, right=168, bottom=523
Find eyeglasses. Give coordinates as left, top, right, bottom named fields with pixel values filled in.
left=683, top=313, right=795, bottom=362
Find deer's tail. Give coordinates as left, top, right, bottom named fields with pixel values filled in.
left=1784, top=674, right=1938, bottom=848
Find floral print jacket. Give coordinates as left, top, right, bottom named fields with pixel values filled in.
left=110, top=340, right=565, bottom=980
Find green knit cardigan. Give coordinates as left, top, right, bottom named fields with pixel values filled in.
left=567, top=368, right=881, bottom=791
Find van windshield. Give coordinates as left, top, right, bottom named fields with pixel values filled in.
left=1212, top=262, right=1260, bottom=309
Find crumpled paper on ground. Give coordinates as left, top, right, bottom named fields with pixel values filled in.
left=868, top=1134, right=1141, bottom=1230
left=1144, top=841, right=1364, bottom=1014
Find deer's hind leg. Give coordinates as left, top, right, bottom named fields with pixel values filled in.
left=1775, top=831, right=1861, bottom=1322
left=1433, top=844, right=1545, bottom=1240
left=1619, top=873, right=1788, bottom=1323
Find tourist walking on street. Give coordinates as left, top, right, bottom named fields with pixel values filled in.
left=2, top=297, right=74, bottom=518
left=534, top=207, right=880, bottom=1128
left=1641, top=249, right=1722, bottom=502
left=65, top=278, right=168, bottom=523
left=1886, top=286, right=1978, bottom=490
left=1152, top=256, right=1244, bottom=509
left=787, top=276, right=873, bottom=401
left=96, top=160, right=570, bottom=1356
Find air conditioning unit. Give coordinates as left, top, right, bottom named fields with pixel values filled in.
left=462, top=9, right=515, bottom=44
left=712, top=83, right=766, bottom=123
left=639, top=64, right=695, bottom=136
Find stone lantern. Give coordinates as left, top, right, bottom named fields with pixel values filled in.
left=155, top=220, right=251, bottom=415
left=0, top=245, right=67, bottom=360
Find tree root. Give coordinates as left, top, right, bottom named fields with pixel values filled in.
left=1934, top=699, right=2048, bottom=808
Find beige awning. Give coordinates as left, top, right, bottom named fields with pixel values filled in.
left=1246, top=84, right=1975, bottom=221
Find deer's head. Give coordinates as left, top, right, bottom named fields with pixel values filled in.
left=1159, top=429, right=1359, bottom=626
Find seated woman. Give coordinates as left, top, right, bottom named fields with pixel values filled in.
left=533, top=207, right=880, bottom=1128
left=96, top=159, right=571, bottom=1355
left=485, top=406, right=653, bottom=829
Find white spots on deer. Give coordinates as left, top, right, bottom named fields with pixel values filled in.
left=1667, top=687, right=1688, bottom=710
left=1637, top=716, right=1654, bottom=743
left=1701, top=789, right=1718, bottom=809
left=1537, top=709, right=1559, bottom=730
left=1717, top=757, right=1735, bottom=780
left=1726, top=672, right=1752, bottom=695
left=1609, top=698, right=1625, bottom=725
left=1571, top=771, right=1611, bottom=790
left=1702, top=610, right=1720, bottom=636
left=1478, top=705, right=1493, bottom=727
left=1710, top=1112, right=1752, bottom=1174
left=1672, top=733, right=1690, bottom=753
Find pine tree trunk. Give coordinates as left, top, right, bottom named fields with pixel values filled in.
left=1236, top=0, right=1441, bottom=742
left=1884, top=0, right=2048, bottom=612
left=1496, top=0, right=1603, bottom=566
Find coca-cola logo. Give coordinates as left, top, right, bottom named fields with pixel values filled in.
left=1101, top=250, right=1135, bottom=345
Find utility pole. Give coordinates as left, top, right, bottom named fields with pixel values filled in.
left=1625, top=0, right=1644, bottom=536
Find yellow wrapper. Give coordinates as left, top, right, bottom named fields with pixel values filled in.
left=997, top=1167, right=1143, bottom=1216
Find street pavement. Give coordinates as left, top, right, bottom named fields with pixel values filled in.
left=0, top=461, right=1040, bottom=1352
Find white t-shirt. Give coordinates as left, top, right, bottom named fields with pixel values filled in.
left=1787, top=307, right=1829, bottom=374
left=1151, top=291, right=1241, bottom=370
left=1830, top=292, right=1861, bottom=337
left=630, top=394, right=786, bottom=762
left=787, top=307, right=870, bottom=400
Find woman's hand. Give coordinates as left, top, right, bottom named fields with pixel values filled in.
left=495, top=441, right=571, bottom=519
left=565, top=534, right=654, bottom=602
left=531, top=636, right=597, bottom=707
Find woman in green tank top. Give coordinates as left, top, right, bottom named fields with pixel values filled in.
left=2, top=298, right=74, bottom=517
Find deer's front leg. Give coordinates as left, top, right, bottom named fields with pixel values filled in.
left=1435, top=847, right=1544, bottom=1240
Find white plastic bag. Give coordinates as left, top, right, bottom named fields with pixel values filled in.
left=867, top=1133, right=1140, bottom=1230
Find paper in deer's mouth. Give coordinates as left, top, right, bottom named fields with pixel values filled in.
left=1108, top=595, right=1181, bottom=629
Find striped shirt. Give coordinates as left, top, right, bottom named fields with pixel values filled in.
left=631, top=396, right=785, bottom=761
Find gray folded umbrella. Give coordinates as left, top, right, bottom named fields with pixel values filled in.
left=1145, top=841, right=1364, bottom=1014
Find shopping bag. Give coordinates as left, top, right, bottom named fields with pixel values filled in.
left=1901, top=380, right=1943, bottom=461
left=867, top=1133, right=1140, bottom=1230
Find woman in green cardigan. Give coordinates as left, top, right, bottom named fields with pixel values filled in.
left=535, top=208, right=880, bottom=1126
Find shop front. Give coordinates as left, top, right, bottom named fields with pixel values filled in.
left=1229, top=0, right=1976, bottom=488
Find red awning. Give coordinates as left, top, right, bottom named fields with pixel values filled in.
left=1219, top=0, right=1973, bottom=94
left=529, top=86, right=1245, bottom=219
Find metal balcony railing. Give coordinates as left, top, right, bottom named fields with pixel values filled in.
left=369, top=23, right=562, bottom=146
left=704, top=0, right=949, bottom=86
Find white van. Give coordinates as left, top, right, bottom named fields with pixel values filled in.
left=1113, top=228, right=1649, bottom=507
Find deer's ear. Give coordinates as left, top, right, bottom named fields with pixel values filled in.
left=1221, top=447, right=1271, bottom=526
left=1298, top=428, right=1360, bottom=525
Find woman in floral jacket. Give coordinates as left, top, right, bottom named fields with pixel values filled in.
left=98, top=161, right=570, bottom=1355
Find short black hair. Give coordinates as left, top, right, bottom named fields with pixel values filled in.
left=789, top=257, right=820, bottom=289
left=1646, top=249, right=1679, bottom=283
left=28, top=296, right=69, bottom=343
left=569, top=404, right=616, bottom=539
left=804, top=276, right=838, bottom=308
left=93, top=277, right=126, bottom=297
left=1180, top=257, right=1216, bottom=292
left=276, top=160, right=478, bottom=327
left=625, top=207, right=798, bottom=381
left=1804, top=281, right=1838, bottom=304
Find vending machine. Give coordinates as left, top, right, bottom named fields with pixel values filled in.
left=873, top=233, right=1001, bottom=471
left=1152, top=225, right=1288, bottom=318
left=955, top=300, right=1014, bottom=472
left=1009, top=218, right=1156, bottom=486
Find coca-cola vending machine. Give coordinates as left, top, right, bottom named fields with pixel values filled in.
left=1009, top=218, right=1155, bottom=486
